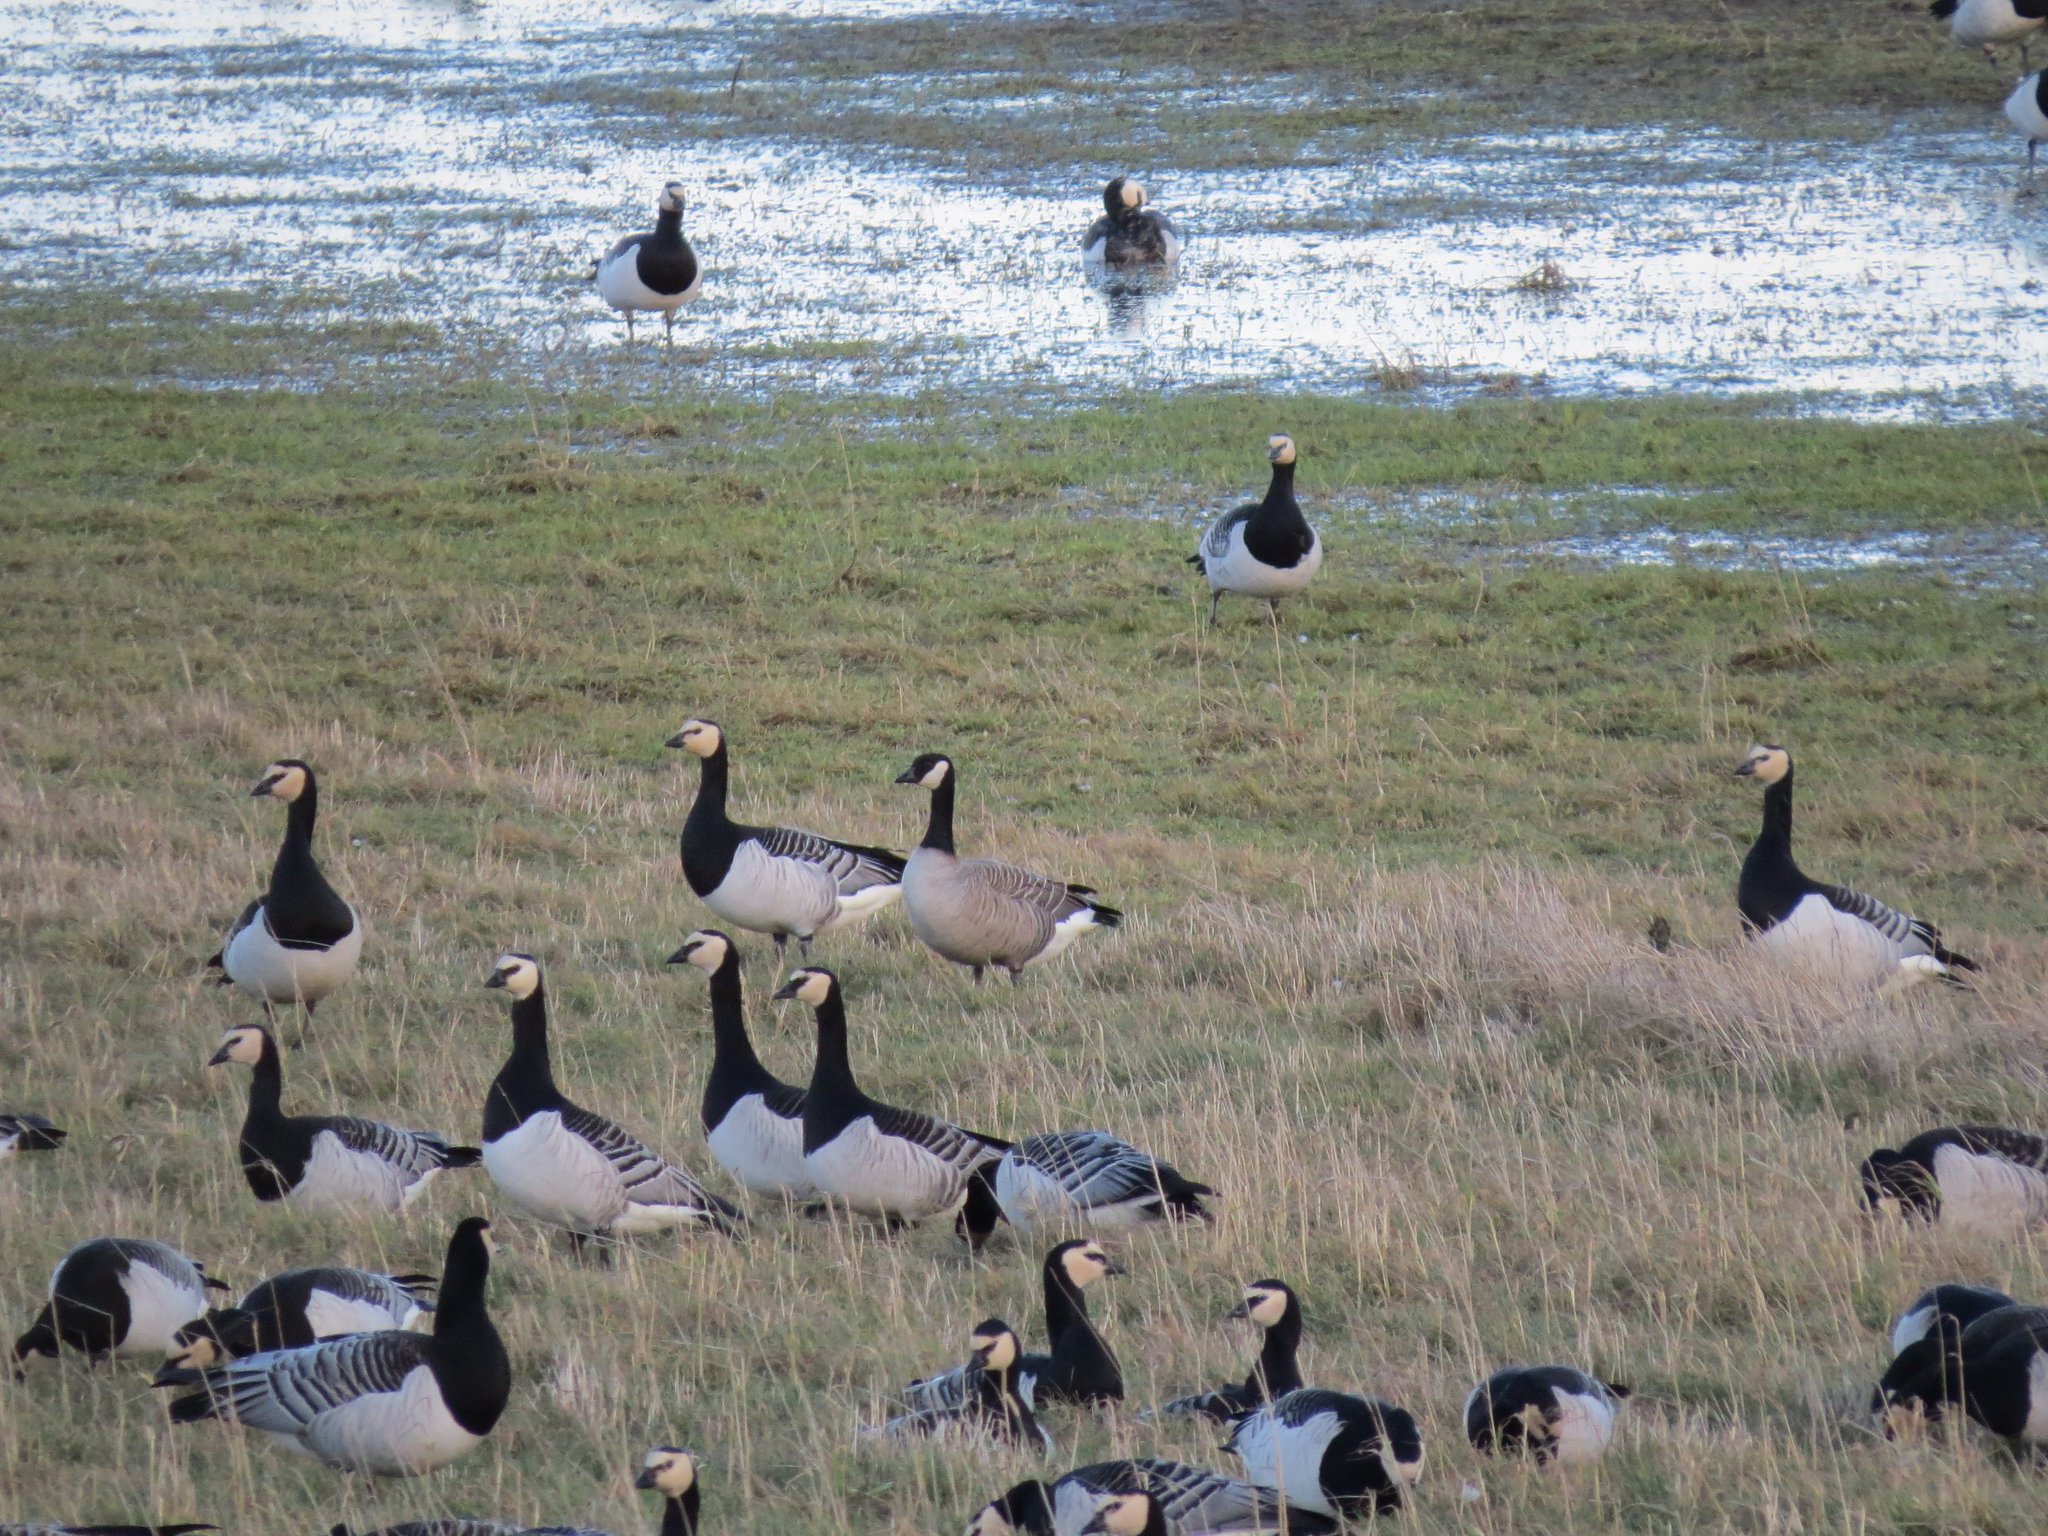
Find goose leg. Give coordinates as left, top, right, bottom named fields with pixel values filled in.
left=971, top=965, right=985, bottom=986
left=798, top=935, right=813, bottom=959
left=664, top=310, right=676, bottom=350
left=1207, top=591, right=1222, bottom=629
left=624, top=312, right=635, bottom=343
left=1007, top=967, right=1024, bottom=986
left=773, top=933, right=788, bottom=965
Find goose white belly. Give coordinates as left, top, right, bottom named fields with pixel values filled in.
left=994, top=1160, right=1153, bottom=1233
left=1232, top=1411, right=1343, bottom=1518
left=290, top=1130, right=415, bottom=1214
left=1545, top=1388, right=1619, bottom=1462
left=707, top=1094, right=815, bottom=1198
left=1205, top=525, right=1323, bottom=599
left=482, top=1110, right=624, bottom=1231
left=703, top=840, right=841, bottom=938
left=1931, top=1142, right=2048, bottom=1234
left=2023, top=1352, right=2048, bottom=1443
left=280, top=1362, right=480, bottom=1476
left=805, top=1116, right=966, bottom=1221
left=224, top=905, right=364, bottom=1006
left=1954, top=0, right=2042, bottom=45
left=2008, top=76, right=2048, bottom=137
left=119, top=1262, right=209, bottom=1358
left=597, top=248, right=703, bottom=313
left=302, top=1287, right=416, bottom=1338
left=1758, top=894, right=1898, bottom=985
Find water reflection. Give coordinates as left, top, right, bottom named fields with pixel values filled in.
left=1085, top=260, right=1178, bottom=339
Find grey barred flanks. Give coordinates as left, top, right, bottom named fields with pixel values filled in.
left=866, top=1101, right=1004, bottom=1176
left=1199, top=511, right=1250, bottom=562
left=754, top=826, right=904, bottom=893
left=1819, top=883, right=1931, bottom=947
left=560, top=1105, right=727, bottom=1212
left=1010, top=1132, right=1203, bottom=1207
left=1137, top=1460, right=1332, bottom=1534
left=326, top=1117, right=472, bottom=1177
left=1947, top=1124, right=2048, bottom=1170
left=174, top=1329, right=429, bottom=1425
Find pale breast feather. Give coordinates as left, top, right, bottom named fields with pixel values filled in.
left=707, top=1093, right=815, bottom=1196
left=806, top=1116, right=967, bottom=1219
left=1931, top=1140, right=2048, bottom=1232
left=118, top=1252, right=208, bottom=1357
left=295, top=1130, right=412, bottom=1212
left=298, top=1359, right=479, bottom=1475
left=709, top=836, right=841, bottom=935
left=483, top=1109, right=626, bottom=1228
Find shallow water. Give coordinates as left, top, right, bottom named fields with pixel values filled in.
left=2, top=0, right=2046, bottom=417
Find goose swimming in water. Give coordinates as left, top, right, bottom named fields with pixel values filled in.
left=1082, top=177, right=1182, bottom=268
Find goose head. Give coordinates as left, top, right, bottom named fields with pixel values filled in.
left=665, top=718, right=723, bottom=757
left=1080, top=1493, right=1155, bottom=1536
left=1051, top=1239, right=1124, bottom=1288
left=667, top=929, right=732, bottom=973
left=772, top=968, right=837, bottom=1007
left=1859, top=1145, right=1937, bottom=1220
left=1267, top=433, right=1296, bottom=467
left=970, top=1319, right=1022, bottom=1374
left=1102, top=176, right=1144, bottom=219
left=251, top=759, right=311, bottom=801
left=636, top=1445, right=700, bottom=1495
left=894, top=753, right=955, bottom=790
left=484, top=953, right=543, bottom=1000
left=1734, top=743, right=1791, bottom=785
left=965, top=1483, right=1050, bottom=1536
left=206, top=1024, right=270, bottom=1068
left=657, top=182, right=686, bottom=216
left=1227, top=1279, right=1294, bottom=1328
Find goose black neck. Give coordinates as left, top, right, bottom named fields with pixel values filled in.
left=1043, top=1259, right=1090, bottom=1338
left=1263, top=459, right=1297, bottom=511
left=244, top=1033, right=286, bottom=1124
left=807, top=993, right=858, bottom=1095
left=1254, top=1305, right=1304, bottom=1394
left=689, top=743, right=730, bottom=822
left=920, top=775, right=957, bottom=854
left=707, top=951, right=766, bottom=1075
left=661, top=1486, right=700, bottom=1536
left=431, top=1225, right=509, bottom=1435
left=654, top=206, right=684, bottom=239
left=1758, top=771, right=1794, bottom=852
left=272, top=782, right=322, bottom=886
left=486, top=984, right=561, bottom=1134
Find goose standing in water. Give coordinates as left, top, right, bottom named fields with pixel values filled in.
left=596, top=181, right=702, bottom=345
left=1188, top=436, right=1322, bottom=630
left=1082, top=178, right=1182, bottom=268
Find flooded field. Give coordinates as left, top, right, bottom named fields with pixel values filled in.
left=3, top=0, right=2046, bottom=417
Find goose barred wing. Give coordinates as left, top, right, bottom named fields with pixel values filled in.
left=1015, top=1132, right=1176, bottom=1204
left=865, top=1101, right=1005, bottom=1176
left=558, top=1105, right=742, bottom=1224
left=1140, top=1459, right=1332, bottom=1533
left=207, top=898, right=263, bottom=971
left=1155, top=1385, right=1251, bottom=1422
left=755, top=825, right=907, bottom=895
left=901, top=1360, right=973, bottom=1413
left=1195, top=504, right=1256, bottom=565
left=1956, top=1124, right=2048, bottom=1171
left=319, top=1117, right=477, bottom=1176
left=963, top=857, right=1121, bottom=926
left=170, top=1331, right=430, bottom=1429
left=1817, top=883, right=1926, bottom=946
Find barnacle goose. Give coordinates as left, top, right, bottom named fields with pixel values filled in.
left=481, top=955, right=742, bottom=1250
left=991, top=1131, right=1213, bottom=1235
left=209, top=1024, right=479, bottom=1212
left=0, top=1112, right=65, bottom=1159
left=13, top=1238, right=218, bottom=1366
left=906, top=1241, right=1124, bottom=1413
left=597, top=182, right=702, bottom=344
left=1735, top=744, right=1976, bottom=989
left=774, top=967, right=1006, bottom=1225
left=208, top=760, right=364, bottom=1015
left=1082, top=178, right=1182, bottom=268
left=636, top=1447, right=702, bottom=1536
left=1463, top=1366, right=1629, bottom=1464
left=1933, top=0, right=2046, bottom=62
left=156, top=1267, right=436, bottom=1384
left=1873, top=1303, right=2048, bottom=1444
left=1889, top=1282, right=2017, bottom=1355
left=667, top=720, right=906, bottom=959
left=1224, top=1389, right=1425, bottom=1519
left=895, top=755, right=1121, bottom=984
left=1187, top=436, right=1322, bottom=630
left=876, top=1319, right=1050, bottom=1450
left=1860, top=1124, right=2048, bottom=1234
left=968, top=1460, right=1337, bottom=1536
left=668, top=929, right=815, bottom=1200
left=1, top=1526, right=216, bottom=1535
left=1157, top=1280, right=1302, bottom=1422
left=2007, top=71, right=2048, bottom=173
left=167, top=1216, right=508, bottom=1476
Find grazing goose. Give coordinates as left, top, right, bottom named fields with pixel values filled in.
left=876, top=1319, right=1050, bottom=1450
left=167, top=1217, right=508, bottom=1477
left=481, top=955, right=742, bottom=1250
left=635, top=1447, right=702, bottom=1536
left=1158, top=1280, right=1302, bottom=1423
left=669, top=930, right=816, bottom=1200
left=1933, top=0, right=2046, bottom=63
left=1188, top=435, right=1322, bottom=631
left=1734, top=744, right=1976, bottom=989
left=774, top=967, right=1005, bottom=1225
left=990, top=1131, right=1213, bottom=1236
left=209, top=1024, right=480, bottom=1212
left=2008, top=71, right=2048, bottom=174
left=667, top=720, right=906, bottom=958
left=895, top=755, right=1120, bottom=984
left=1860, top=1124, right=2048, bottom=1234
left=1890, top=1282, right=2018, bottom=1356
left=1463, top=1366, right=1629, bottom=1464
left=208, top=759, right=364, bottom=1015
left=13, top=1238, right=217, bottom=1366
left=1082, top=178, right=1182, bottom=268
left=969, top=1460, right=1337, bottom=1536
left=157, top=1267, right=436, bottom=1383
left=1, top=1527, right=216, bottom=1535
left=1874, top=1303, right=2048, bottom=1442
left=1224, top=1389, right=1425, bottom=1519
left=0, top=1112, right=66, bottom=1159
left=907, top=1241, right=1124, bottom=1413
left=597, top=182, right=702, bottom=344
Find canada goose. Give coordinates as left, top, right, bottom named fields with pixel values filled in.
left=1932, top=0, right=2045, bottom=63
left=481, top=955, right=742, bottom=1250
left=1158, top=1280, right=1302, bottom=1422
left=13, top=1238, right=219, bottom=1366
left=636, top=1447, right=703, bottom=1536
left=667, top=720, right=906, bottom=958
left=774, top=967, right=1006, bottom=1225
left=597, top=182, right=702, bottom=344
left=906, top=1241, right=1124, bottom=1413
left=1463, top=1366, right=1629, bottom=1464
left=877, top=1319, right=1050, bottom=1450
left=167, top=1217, right=508, bottom=1477
left=1224, top=1389, right=1425, bottom=1519
left=156, top=1267, right=436, bottom=1384
left=1, top=1526, right=216, bottom=1535
left=991, top=1131, right=1213, bottom=1235
left=1860, top=1125, right=2048, bottom=1234
left=208, top=1024, right=479, bottom=1212
left=0, top=1112, right=65, bottom=1159
left=1890, top=1282, right=2018, bottom=1356
left=1187, top=436, right=1322, bottom=630
left=668, top=930, right=815, bottom=1200
left=208, top=759, right=364, bottom=1015
left=2008, top=71, right=2048, bottom=173
left=1873, top=1304, right=2048, bottom=1443
left=895, top=755, right=1120, bottom=984
left=1082, top=178, right=1182, bottom=267
left=968, top=1460, right=1337, bottom=1536
left=1734, top=744, right=1976, bottom=989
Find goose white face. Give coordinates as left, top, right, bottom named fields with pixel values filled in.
left=972, top=1326, right=1020, bottom=1372
left=658, top=182, right=686, bottom=214
left=1120, top=180, right=1145, bottom=209
left=1091, top=1494, right=1151, bottom=1536
left=486, top=953, right=541, bottom=999
left=1060, top=1242, right=1119, bottom=1287
left=476, top=1219, right=497, bottom=1258
left=639, top=1446, right=699, bottom=1496
left=1735, top=743, right=1790, bottom=784
left=163, top=1335, right=221, bottom=1371
left=1267, top=434, right=1297, bottom=466
left=785, top=969, right=833, bottom=1006
left=208, top=1026, right=266, bottom=1068
left=966, top=1506, right=1016, bottom=1536
left=1241, top=1284, right=1289, bottom=1328
left=910, top=757, right=953, bottom=789
left=669, top=719, right=722, bottom=758
left=678, top=931, right=728, bottom=973
left=253, top=761, right=309, bottom=801
left=1383, top=1441, right=1425, bottom=1485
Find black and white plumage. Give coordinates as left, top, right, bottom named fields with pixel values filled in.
left=774, top=968, right=1006, bottom=1225
left=1889, top=1282, right=2018, bottom=1356
left=635, top=1446, right=703, bottom=1536
left=669, top=930, right=815, bottom=1200
left=13, top=1238, right=217, bottom=1365
left=167, top=1217, right=509, bottom=1478
left=1463, top=1366, right=1629, bottom=1464
left=875, top=1320, right=1050, bottom=1450
left=157, top=1267, right=436, bottom=1383
left=596, top=181, right=703, bottom=344
left=1735, top=744, right=1976, bottom=990
left=1187, top=435, right=1322, bottom=630
left=480, top=955, right=742, bottom=1247
left=0, top=1112, right=66, bottom=1160
left=1860, top=1125, right=2048, bottom=1234
left=1873, top=1303, right=2048, bottom=1444
left=990, top=1131, right=1213, bottom=1236
left=1, top=1526, right=216, bottom=1535
left=1224, top=1389, right=1425, bottom=1519
left=969, top=1460, right=1337, bottom=1536
left=2007, top=71, right=2048, bottom=172
left=906, top=1241, right=1124, bottom=1413
left=332, top=1525, right=610, bottom=1536
left=1157, top=1280, right=1303, bottom=1423
left=208, top=760, right=364, bottom=1014
left=895, top=755, right=1120, bottom=985
left=667, top=720, right=906, bottom=959
left=1934, top=0, right=2046, bottom=62
left=209, top=1024, right=479, bottom=1213
left=1081, top=177, right=1182, bottom=268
